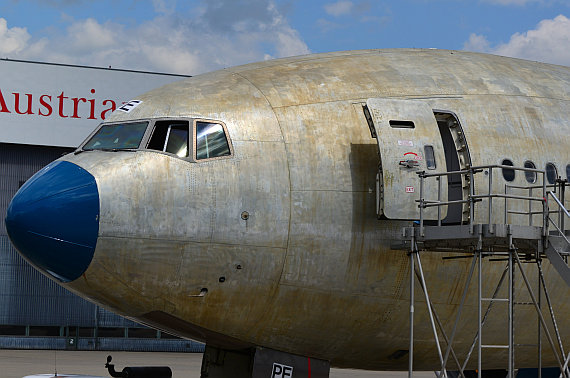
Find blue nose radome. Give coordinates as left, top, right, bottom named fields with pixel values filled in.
left=5, top=160, right=99, bottom=283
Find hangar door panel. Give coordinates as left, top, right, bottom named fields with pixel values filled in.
left=367, top=98, right=448, bottom=220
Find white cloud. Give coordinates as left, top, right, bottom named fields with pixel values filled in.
left=464, top=15, right=570, bottom=66
left=1, top=0, right=310, bottom=75
left=66, top=18, right=117, bottom=52
left=324, top=1, right=354, bottom=17
left=0, top=18, right=31, bottom=55
left=464, top=33, right=491, bottom=52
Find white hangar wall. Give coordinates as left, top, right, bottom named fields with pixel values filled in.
left=0, top=58, right=186, bottom=147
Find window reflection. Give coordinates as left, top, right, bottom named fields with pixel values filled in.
left=196, top=122, right=231, bottom=160
left=83, top=121, right=148, bottom=150
left=165, top=125, right=188, bottom=157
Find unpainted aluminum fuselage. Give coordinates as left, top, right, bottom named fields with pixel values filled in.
left=7, top=49, right=570, bottom=371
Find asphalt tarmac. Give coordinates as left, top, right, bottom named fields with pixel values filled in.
left=0, top=350, right=434, bottom=378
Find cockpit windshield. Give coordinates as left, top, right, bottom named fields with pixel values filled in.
left=83, top=121, right=148, bottom=151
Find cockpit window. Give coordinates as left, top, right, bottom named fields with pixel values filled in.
left=196, top=121, right=231, bottom=160
left=83, top=121, right=148, bottom=150
left=147, top=120, right=189, bottom=157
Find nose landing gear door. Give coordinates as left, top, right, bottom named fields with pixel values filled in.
left=366, top=98, right=448, bottom=220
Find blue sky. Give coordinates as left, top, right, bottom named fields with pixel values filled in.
left=0, top=0, right=568, bottom=75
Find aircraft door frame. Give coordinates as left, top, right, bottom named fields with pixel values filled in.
left=434, top=110, right=472, bottom=224
left=365, top=98, right=449, bottom=220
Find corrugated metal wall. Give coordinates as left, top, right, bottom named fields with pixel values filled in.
left=0, top=143, right=204, bottom=352
left=0, top=142, right=92, bottom=326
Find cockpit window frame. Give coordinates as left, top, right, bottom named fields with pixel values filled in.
left=79, top=117, right=234, bottom=163
left=192, top=118, right=234, bottom=162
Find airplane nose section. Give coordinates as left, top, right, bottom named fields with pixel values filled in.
left=5, top=160, right=99, bottom=283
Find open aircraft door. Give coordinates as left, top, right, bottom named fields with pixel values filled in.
left=366, top=98, right=448, bottom=220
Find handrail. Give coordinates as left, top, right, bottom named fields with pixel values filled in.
left=416, top=164, right=548, bottom=237
left=548, top=216, right=570, bottom=247
left=507, top=184, right=556, bottom=190
left=546, top=185, right=569, bottom=245
left=474, top=193, right=545, bottom=201
left=548, top=191, right=570, bottom=219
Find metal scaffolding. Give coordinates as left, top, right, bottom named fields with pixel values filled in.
left=400, top=165, right=569, bottom=378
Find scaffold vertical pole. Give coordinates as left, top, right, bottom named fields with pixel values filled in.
left=477, top=248, right=482, bottom=378
left=538, top=261, right=542, bottom=378
left=508, top=230, right=514, bottom=378
left=488, top=167, right=493, bottom=228
left=419, top=173, right=425, bottom=237
left=543, top=173, right=548, bottom=237
left=409, top=233, right=416, bottom=378
left=560, top=179, right=566, bottom=232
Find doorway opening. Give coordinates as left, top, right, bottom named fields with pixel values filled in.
left=434, top=111, right=471, bottom=224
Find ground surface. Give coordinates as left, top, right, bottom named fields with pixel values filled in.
left=0, top=350, right=434, bottom=378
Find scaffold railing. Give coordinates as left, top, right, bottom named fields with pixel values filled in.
left=416, top=164, right=549, bottom=237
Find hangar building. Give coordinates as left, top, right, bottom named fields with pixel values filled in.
left=0, top=59, right=204, bottom=352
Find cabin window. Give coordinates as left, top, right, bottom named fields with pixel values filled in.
left=147, top=120, right=189, bottom=157
left=524, top=161, right=536, bottom=183
left=196, top=121, right=231, bottom=160
left=389, top=120, right=415, bottom=129
left=501, top=159, right=515, bottom=182
left=566, top=164, right=569, bottom=180
left=83, top=121, right=148, bottom=151
left=424, top=145, right=436, bottom=170
left=546, top=163, right=557, bottom=184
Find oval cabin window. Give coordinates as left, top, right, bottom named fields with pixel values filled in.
left=501, top=159, right=515, bottom=182
left=546, top=163, right=557, bottom=185
left=524, top=161, right=536, bottom=183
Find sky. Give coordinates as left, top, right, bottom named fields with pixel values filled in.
left=0, top=0, right=569, bottom=75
